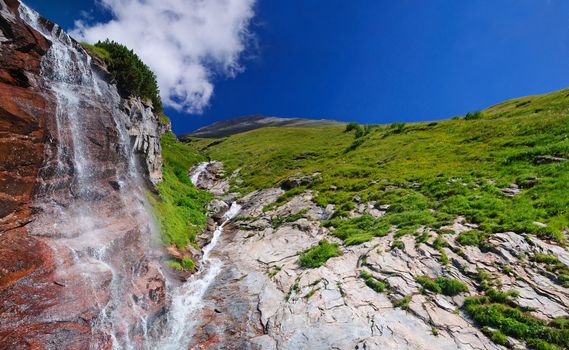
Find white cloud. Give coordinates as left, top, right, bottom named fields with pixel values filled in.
left=71, top=0, right=256, bottom=113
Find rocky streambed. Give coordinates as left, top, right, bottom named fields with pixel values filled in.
left=185, top=162, right=569, bottom=350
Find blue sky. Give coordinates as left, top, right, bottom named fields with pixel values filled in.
left=26, top=0, right=569, bottom=135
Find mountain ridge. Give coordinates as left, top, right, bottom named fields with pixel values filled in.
left=182, top=114, right=344, bottom=139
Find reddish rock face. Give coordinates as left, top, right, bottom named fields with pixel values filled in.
left=0, top=1, right=167, bottom=348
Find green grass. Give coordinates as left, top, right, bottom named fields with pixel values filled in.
left=416, top=275, right=468, bottom=296
left=464, top=296, right=569, bottom=349
left=298, top=240, right=342, bottom=268
left=457, top=230, right=489, bottom=248
left=179, top=87, right=569, bottom=345
left=80, top=42, right=112, bottom=61
left=148, top=132, right=211, bottom=248
left=186, top=87, right=569, bottom=246
left=360, top=270, right=387, bottom=292
left=392, top=295, right=412, bottom=310
left=531, top=253, right=569, bottom=287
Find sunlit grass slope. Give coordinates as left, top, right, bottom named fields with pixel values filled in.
left=187, top=88, right=569, bottom=245
left=149, top=132, right=211, bottom=248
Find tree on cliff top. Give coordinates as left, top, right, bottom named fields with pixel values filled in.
left=87, top=40, right=163, bottom=113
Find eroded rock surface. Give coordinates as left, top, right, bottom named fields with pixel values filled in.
left=188, top=169, right=569, bottom=350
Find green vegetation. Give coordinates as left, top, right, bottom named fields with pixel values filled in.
left=464, top=295, right=569, bottom=349
left=531, top=253, right=569, bottom=287
left=415, top=275, right=468, bottom=296
left=392, top=295, right=412, bottom=310
left=81, top=40, right=162, bottom=113
left=457, top=230, right=489, bottom=249
left=360, top=270, right=387, bottom=292
left=326, top=214, right=390, bottom=245
left=298, top=240, right=342, bottom=268
left=148, top=132, right=211, bottom=248
left=464, top=111, right=483, bottom=120
left=391, top=239, right=405, bottom=250
left=271, top=209, right=308, bottom=228
left=187, top=87, right=569, bottom=247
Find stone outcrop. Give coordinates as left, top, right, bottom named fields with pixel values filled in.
left=124, top=97, right=164, bottom=185
left=0, top=1, right=167, bottom=348
left=187, top=170, right=569, bottom=350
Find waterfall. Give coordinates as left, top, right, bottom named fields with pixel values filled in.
left=190, top=161, right=209, bottom=184
left=18, top=3, right=164, bottom=349
left=153, top=162, right=241, bottom=349
left=18, top=3, right=237, bottom=349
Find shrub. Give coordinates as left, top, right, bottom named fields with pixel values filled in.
left=390, top=122, right=406, bottom=134
left=345, top=122, right=360, bottom=132
left=465, top=111, right=483, bottom=120
left=464, top=297, right=569, bottom=350
left=330, top=214, right=390, bottom=245
left=89, top=40, right=163, bottom=113
left=416, top=275, right=442, bottom=294
left=299, top=240, right=342, bottom=268
left=482, top=327, right=509, bottom=347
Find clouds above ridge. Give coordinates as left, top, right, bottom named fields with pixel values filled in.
left=71, top=0, right=256, bottom=114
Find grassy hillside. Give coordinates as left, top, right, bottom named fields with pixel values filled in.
left=148, top=132, right=211, bottom=248
left=186, top=88, right=569, bottom=246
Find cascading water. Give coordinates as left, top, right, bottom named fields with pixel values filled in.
left=16, top=3, right=238, bottom=348
left=18, top=3, right=165, bottom=349
left=153, top=163, right=241, bottom=349
left=190, top=162, right=209, bottom=185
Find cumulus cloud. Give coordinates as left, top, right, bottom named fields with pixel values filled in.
left=71, top=0, right=256, bottom=113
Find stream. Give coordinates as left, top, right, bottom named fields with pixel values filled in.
left=153, top=163, right=241, bottom=349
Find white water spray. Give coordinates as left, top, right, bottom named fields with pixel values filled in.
left=19, top=3, right=162, bottom=349
left=155, top=162, right=241, bottom=349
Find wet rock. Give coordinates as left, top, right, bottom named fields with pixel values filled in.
left=208, top=199, right=229, bottom=220
left=124, top=97, right=164, bottom=186
left=0, top=3, right=167, bottom=348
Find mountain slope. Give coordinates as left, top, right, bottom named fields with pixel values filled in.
left=185, top=87, right=569, bottom=350
left=182, top=115, right=343, bottom=138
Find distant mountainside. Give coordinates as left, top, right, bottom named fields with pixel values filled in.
left=182, top=115, right=344, bottom=138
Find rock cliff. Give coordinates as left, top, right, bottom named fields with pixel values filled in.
left=0, top=1, right=167, bottom=348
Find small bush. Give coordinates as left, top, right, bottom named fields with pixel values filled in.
left=299, top=240, right=342, bottom=268
left=416, top=275, right=442, bottom=294
left=390, top=122, right=406, bottom=134
left=464, top=296, right=569, bottom=350
left=89, top=39, right=163, bottom=113
left=482, top=327, right=509, bottom=347
left=465, top=111, right=483, bottom=120
left=345, top=122, right=360, bottom=132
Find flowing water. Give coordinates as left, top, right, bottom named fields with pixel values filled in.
left=19, top=4, right=161, bottom=349
left=19, top=4, right=241, bottom=348
left=154, top=164, right=241, bottom=349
